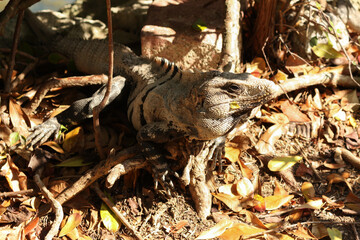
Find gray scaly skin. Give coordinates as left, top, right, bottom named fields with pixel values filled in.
left=27, top=36, right=277, bottom=215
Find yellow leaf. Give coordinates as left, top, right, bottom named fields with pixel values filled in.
left=220, top=222, right=266, bottom=239
left=63, top=127, right=83, bottom=152
left=56, top=156, right=93, bottom=167
left=327, top=228, right=343, bottom=240
left=301, top=182, right=316, bottom=201
left=196, top=219, right=234, bottom=239
left=42, top=141, right=65, bottom=154
left=100, top=203, right=121, bottom=233
left=212, top=193, right=243, bottom=212
left=224, top=147, right=240, bottom=163
left=312, top=43, right=343, bottom=59
left=295, top=198, right=324, bottom=210
left=268, top=156, right=302, bottom=172
left=265, top=195, right=294, bottom=210
left=59, top=212, right=82, bottom=237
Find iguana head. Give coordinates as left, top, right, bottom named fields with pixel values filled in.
left=183, top=71, right=276, bottom=140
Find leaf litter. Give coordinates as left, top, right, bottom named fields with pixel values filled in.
left=0, top=1, right=360, bottom=239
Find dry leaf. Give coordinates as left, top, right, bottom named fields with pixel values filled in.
left=268, top=156, right=302, bottom=172
left=59, top=211, right=82, bottom=237
left=327, top=227, right=342, bottom=240
left=170, top=220, right=188, bottom=234
left=63, top=126, right=83, bottom=152
left=256, top=124, right=286, bottom=154
left=326, top=173, right=352, bottom=192
left=0, top=155, right=27, bottom=191
left=265, top=195, right=294, bottom=210
left=224, top=147, right=240, bottom=163
left=274, top=180, right=288, bottom=196
left=196, top=219, right=234, bottom=239
left=290, top=223, right=317, bottom=239
left=100, top=202, right=121, bottom=233
left=220, top=222, right=267, bottom=239
left=280, top=100, right=310, bottom=122
left=240, top=209, right=267, bottom=229
left=212, top=193, right=243, bottom=212
left=234, top=178, right=254, bottom=198
left=301, top=182, right=316, bottom=201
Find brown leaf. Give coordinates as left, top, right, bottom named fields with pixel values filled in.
left=256, top=124, right=286, bottom=154
left=326, top=173, right=352, bottom=192
left=212, top=193, right=243, bottom=212
left=0, top=155, right=27, bottom=191
left=240, top=209, right=267, bottom=229
left=322, top=195, right=344, bottom=209
left=295, top=163, right=314, bottom=176
left=265, top=195, right=294, bottom=210
left=238, top=159, right=253, bottom=180
left=345, top=192, right=360, bottom=203
left=274, top=180, right=288, bottom=196
left=224, top=147, right=240, bottom=163
left=24, top=216, right=39, bottom=235
left=9, top=98, right=31, bottom=135
left=170, top=220, right=188, bottom=234
left=196, top=219, right=233, bottom=239
left=288, top=209, right=303, bottom=223
left=220, top=222, right=267, bottom=239
left=290, top=223, right=317, bottom=239
left=280, top=100, right=310, bottom=122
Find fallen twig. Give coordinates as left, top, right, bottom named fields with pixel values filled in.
left=0, top=189, right=35, bottom=198
left=34, top=167, right=63, bottom=240
left=26, top=74, right=108, bottom=112
left=274, top=72, right=360, bottom=98
left=335, top=147, right=360, bottom=170
left=5, top=9, right=24, bottom=92
left=106, top=157, right=147, bottom=188
left=37, top=146, right=138, bottom=217
left=92, top=182, right=144, bottom=240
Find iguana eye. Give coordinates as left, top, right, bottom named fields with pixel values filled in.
left=228, top=84, right=240, bottom=92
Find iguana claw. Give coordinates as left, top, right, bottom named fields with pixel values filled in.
left=150, top=158, right=176, bottom=197
left=207, top=136, right=226, bottom=171
left=27, top=118, right=61, bottom=147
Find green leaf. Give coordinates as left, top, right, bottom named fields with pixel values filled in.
left=56, top=156, right=93, bottom=167
left=10, top=132, right=20, bottom=146
left=192, top=19, right=207, bottom=32
left=100, top=202, right=121, bottom=233
left=268, top=156, right=302, bottom=172
left=315, top=1, right=322, bottom=10
left=327, top=228, right=342, bottom=240
left=309, top=37, right=318, bottom=47
left=312, top=43, right=343, bottom=59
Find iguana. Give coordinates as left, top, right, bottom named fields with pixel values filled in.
left=25, top=10, right=278, bottom=219
left=27, top=35, right=276, bottom=178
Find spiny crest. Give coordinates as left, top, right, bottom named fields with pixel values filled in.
left=152, top=57, right=182, bottom=75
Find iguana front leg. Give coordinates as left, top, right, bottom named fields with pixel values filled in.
left=137, top=122, right=186, bottom=194
left=27, top=76, right=126, bottom=147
